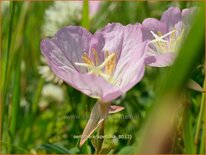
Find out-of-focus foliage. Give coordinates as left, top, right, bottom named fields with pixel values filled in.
left=0, top=1, right=204, bottom=154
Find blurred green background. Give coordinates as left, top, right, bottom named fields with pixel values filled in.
left=0, top=0, right=205, bottom=154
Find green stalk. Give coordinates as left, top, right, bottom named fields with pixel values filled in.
left=204, top=5, right=206, bottom=153
left=1, top=141, right=28, bottom=153
left=194, top=8, right=206, bottom=150
left=22, top=78, right=44, bottom=144
left=6, top=2, right=29, bottom=152
left=1, top=2, right=14, bottom=89
left=31, top=78, right=44, bottom=115
left=194, top=83, right=205, bottom=152
left=7, top=2, right=29, bottom=79
left=81, top=0, right=90, bottom=30
left=183, top=109, right=195, bottom=154
left=10, top=59, right=21, bottom=144
left=199, top=120, right=205, bottom=154
left=1, top=1, right=15, bottom=152
left=95, top=121, right=105, bottom=154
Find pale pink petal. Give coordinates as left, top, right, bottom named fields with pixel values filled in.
left=96, top=23, right=124, bottom=60
left=145, top=52, right=176, bottom=67
left=51, top=26, right=92, bottom=72
left=160, top=7, right=182, bottom=30
left=100, top=24, right=148, bottom=101
left=187, top=79, right=204, bottom=92
left=142, top=18, right=167, bottom=40
left=109, top=105, right=125, bottom=114
left=41, top=38, right=115, bottom=99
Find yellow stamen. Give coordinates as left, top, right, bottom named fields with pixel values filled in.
left=98, top=53, right=115, bottom=69
left=74, top=49, right=117, bottom=84
left=157, top=31, right=163, bottom=36
left=154, top=31, right=167, bottom=53
left=82, top=52, right=94, bottom=67
left=150, top=28, right=185, bottom=54
left=170, top=27, right=176, bottom=44
left=177, top=29, right=185, bottom=43
left=105, top=52, right=116, bottom=76
left=92, top=48, right=99, bottom=65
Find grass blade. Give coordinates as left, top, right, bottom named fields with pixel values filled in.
left=39, top=143, right=71, bottom=154
left=10, top=64, right=20, bottom=134
left=81, top=0, right=89, bottom=30
left=183, top=109, right=195, bottom=153
left=0, top=1, right=15, bottom=152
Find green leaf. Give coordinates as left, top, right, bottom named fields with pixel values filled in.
left=117, top=146, right=134, bottom=154
left=68, top=147, right=80, bottom=154
left=99, top=147, right=114, bottom=154
left=183, top=110, right=195, bottom=153
left=40, top=143, right=71, bottom=154
left=81, top=141, right=92, bottom=154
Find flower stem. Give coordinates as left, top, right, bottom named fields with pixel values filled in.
left=96, top=121, right=105, bottom=154
left=194, top=50, right=206, bottom=152
left=194, top=83, right=205, bottom=153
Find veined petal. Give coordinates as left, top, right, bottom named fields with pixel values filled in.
left=142, top=18, right=167, bottom=41
left=113, top=24, right=145, bottom=77
left=41, top=39, right=76, bottom=71
left=97, top=23, right=124, bottom=61
left=51, top=64, right=115, bottom=100
left=89, top=33, right=105, bottom=64
left=160, top=7, right=182, bottom=30
left=102, top=45, right=147, bottom=102
left=41, top=37, right=115, bottom=99
left=52, top=26, right=92, bottom=72
left=100, top=24, right=147, bottom=101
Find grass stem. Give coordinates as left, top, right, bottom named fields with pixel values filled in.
left=81, top=0, right=90, bottom=30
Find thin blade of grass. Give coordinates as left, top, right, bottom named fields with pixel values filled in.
left=39, top=143, right=71, bottom=154
left=183, top=109, right=195, bottom=153
left=22, top=78, right=44, bottom=144
left=10, top=61, right=20, bottom=136
left=81, top=0, right=90, bottom=30
left=0, top=1, right=15, bottom=152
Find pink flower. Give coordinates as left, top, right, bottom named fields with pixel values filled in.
left=142, top=7, right=196, bottom=67
left=40, top=23, right=148, bottom=145
left=41, top=23, right=147, bottom=102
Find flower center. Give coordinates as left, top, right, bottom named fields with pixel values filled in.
left=75, top=48, right=117, bottom=83
left=149, top=27, right=185, bottom=54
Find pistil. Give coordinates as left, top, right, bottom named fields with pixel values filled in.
left=149, top=28, right=185, bottom=54
left=74, top=49, right=117, bottom=83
